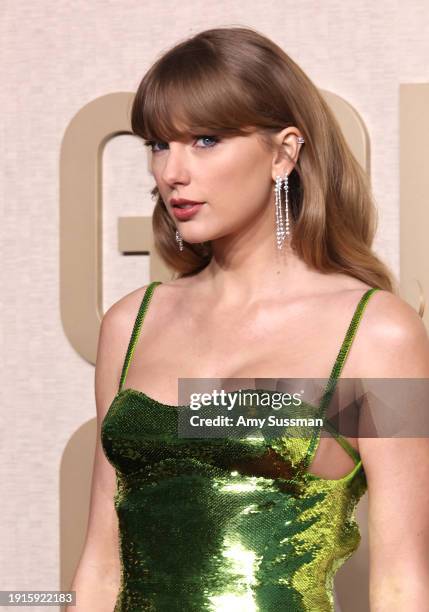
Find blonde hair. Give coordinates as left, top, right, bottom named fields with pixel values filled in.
left=130, top=26, right=420, bottom=309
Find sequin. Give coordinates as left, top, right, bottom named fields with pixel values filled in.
left=101, top=282, right=379, bottom=611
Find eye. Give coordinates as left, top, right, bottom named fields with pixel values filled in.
left=142, top=135, right=220, bottom=153
left=195, top=135, right=219, bottom=148
left=143, top=140, right=167, bottom=153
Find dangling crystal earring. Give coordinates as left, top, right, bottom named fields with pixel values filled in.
left=274, top=175, right=285, bottom=250
left=283, top=171, right=290, bottom=238
left=274, top=135, right=304, bottom=250
left=175, top=229, right=184, bottom=251
left=274, top=172, right=292, bottom=250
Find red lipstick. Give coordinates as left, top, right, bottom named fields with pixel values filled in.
left=170, top=198, right=205, bottom=221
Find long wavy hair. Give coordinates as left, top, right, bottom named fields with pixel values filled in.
left=130, top=26, right=424, bottom=315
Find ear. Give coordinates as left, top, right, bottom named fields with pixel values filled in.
left=271, top=127, right=304, bottom=181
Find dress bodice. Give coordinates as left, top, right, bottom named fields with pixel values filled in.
left=101, top=281, right=378, bottom=611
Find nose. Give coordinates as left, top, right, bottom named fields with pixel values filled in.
left=160, top=143, right=190, bottom=187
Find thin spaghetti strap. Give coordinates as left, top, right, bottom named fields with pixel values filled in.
left=318, top=287, right=380, bottom=418
left=300, top=287, right=380, bottom=475
left=323, top=420, right=361, bottom=464
left=318, top=288, right=379, bottom=463
left=117, top=281, right=163, bottom=394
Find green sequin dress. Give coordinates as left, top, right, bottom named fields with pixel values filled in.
left=101, top=281, right=379, bottom=611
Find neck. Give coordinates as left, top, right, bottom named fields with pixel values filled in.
left=196, top=235, right=329, bottom=305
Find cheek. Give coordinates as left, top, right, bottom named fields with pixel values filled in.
left=208, top=152, right=272, bottom=216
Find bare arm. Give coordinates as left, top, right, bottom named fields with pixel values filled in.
left=358, top=292, right=429, bottom=611
left=66, top=288, right=146, bottom=611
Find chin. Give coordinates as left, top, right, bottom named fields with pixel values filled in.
left=182, top=236, right=210, bottom=245
left=177, top=227, right=211, bottom=242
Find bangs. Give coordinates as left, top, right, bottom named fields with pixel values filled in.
left=131, top=42, right=263, bottom=143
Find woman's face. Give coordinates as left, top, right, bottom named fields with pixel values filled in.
left=147, top=128, right=285, bottom=245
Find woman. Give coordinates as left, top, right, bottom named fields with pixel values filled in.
left=69, top=27, right=429, bottom=611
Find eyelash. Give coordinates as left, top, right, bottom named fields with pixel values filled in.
left=143, top=135, right=220, bottom=153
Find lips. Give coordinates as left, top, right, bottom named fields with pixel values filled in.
left=170, top=198, right=205, bottom=208
left=170, top=198, right=205, bottom=221
left=171, top=203, right=204, bottom=220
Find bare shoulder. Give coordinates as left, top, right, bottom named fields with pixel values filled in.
left=362, top=289, right=427, bottom=344
left=95, top=286, right=153, bottom=406
left=102, top=285, right=149, bottom=332
left=99, top=283, right=156, bottom=360
left=101, top=278, right=186, bottom=334
left=354, top=289, right=429, bottom=377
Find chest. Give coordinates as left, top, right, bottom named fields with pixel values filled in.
left=123, top=303, right=363, bottom=399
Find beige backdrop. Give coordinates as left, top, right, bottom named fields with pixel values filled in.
left=2, top=1, right=429, bottom=611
